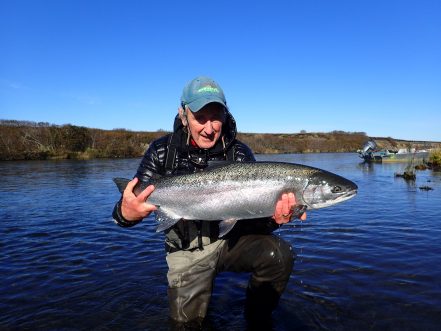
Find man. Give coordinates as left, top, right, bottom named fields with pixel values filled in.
left=112, top=76, right=306, bottom=330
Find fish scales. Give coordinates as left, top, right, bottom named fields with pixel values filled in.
left=113, top=161, right=357, bottom=236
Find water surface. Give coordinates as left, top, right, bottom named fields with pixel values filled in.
left=1, top=154, right=440, bottom=330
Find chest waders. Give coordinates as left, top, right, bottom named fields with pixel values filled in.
left=163, top=134, right=296, bottom=330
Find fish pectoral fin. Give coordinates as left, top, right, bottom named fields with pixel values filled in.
left=155, top=209, right=181, bottom=232
left=219, top=219, right=239, bottom=237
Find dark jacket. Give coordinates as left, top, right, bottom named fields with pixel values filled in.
left=113, top=110, right=278, bottom=251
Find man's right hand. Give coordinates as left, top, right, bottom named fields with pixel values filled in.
left=121, top=177, right=157, bottom=222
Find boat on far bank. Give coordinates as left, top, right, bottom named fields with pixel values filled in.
left=358, top=140, right=430, bottom=163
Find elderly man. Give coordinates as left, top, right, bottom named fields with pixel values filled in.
left=112, top=76, right=306, bottom=330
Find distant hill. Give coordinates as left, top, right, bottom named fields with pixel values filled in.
left=237, top=131, right=368, bottom=154
left=1, top=119, right=439, bottom=160
left=370, top=137, right=440, bottom=151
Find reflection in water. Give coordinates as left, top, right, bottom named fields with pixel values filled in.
left=1, top=154, right=441, bottom=330
left=356, top=161, right=375, bottom=173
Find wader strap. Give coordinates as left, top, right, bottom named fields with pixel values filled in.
left=226, top=143, right=235, bottom=161
left=182, top=221, right=190, bottom=249
left=194, top=220, right=204, bottom=250
left=165, top=133, right=177, bottom=172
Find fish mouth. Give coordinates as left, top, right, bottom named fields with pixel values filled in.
left=305, top=188, right=358, bottom=209
left=337, top=189, right=358, bottom=202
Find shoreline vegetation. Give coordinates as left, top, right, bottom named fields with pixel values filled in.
left=1, top=120, right=441, bottom=166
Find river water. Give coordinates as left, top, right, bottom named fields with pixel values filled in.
left=1, top=153, right=440, bottom=330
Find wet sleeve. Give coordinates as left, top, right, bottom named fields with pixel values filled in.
left=112, top=198, right=142, bottom=227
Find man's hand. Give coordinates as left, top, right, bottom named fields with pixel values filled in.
left=272, top=193, right=307, bottom=224
left=121, top=177, right=157, bottom=221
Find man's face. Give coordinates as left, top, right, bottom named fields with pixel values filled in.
left=186, top=103, right=225, bottom=149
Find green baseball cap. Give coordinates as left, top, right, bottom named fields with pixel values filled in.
left=180, top=76, right=227, bottom=112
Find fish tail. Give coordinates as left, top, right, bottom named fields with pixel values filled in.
left=113, top=177, right=131, bottom=194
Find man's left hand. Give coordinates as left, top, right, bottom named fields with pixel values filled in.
left=272, top=193, right=307, bottom=224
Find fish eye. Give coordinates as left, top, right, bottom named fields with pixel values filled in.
left=331, top=186, right=342, bottom=193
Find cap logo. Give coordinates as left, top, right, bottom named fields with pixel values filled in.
left=197, top=85, right=219, bottom=94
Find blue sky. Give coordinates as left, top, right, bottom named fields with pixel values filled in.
left=1, top=0, right=440, bottom=141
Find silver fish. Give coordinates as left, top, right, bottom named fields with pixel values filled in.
left=114, top=161, right=358, bottom=236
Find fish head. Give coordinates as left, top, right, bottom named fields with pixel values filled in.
left=301, top=170, right=358, bottom=209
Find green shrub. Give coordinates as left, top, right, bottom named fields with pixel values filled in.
left=429, top=149, right=441, bottom=166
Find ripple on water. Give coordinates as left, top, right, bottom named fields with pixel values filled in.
left=2, top=155, right=441, bottom=330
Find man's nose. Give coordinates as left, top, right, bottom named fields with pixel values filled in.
left=204, top=121, right=214, bottom=134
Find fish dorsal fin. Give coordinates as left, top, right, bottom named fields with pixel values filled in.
left=205, top=160, right=235, bottom=171
left=219, top=218, right=238, bottom=237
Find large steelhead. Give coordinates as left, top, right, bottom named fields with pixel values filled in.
left=114, top=161, right=358, bottom=236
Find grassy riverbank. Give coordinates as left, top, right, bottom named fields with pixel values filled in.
left=1, top=120, right=440, bottom=161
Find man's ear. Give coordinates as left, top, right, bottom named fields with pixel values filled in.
left=178, top=107, right=187, bottom=126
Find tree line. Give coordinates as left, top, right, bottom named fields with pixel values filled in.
left=0, top=119, right=369, bottom=161
left=0, top=120, right=165, bottom=160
